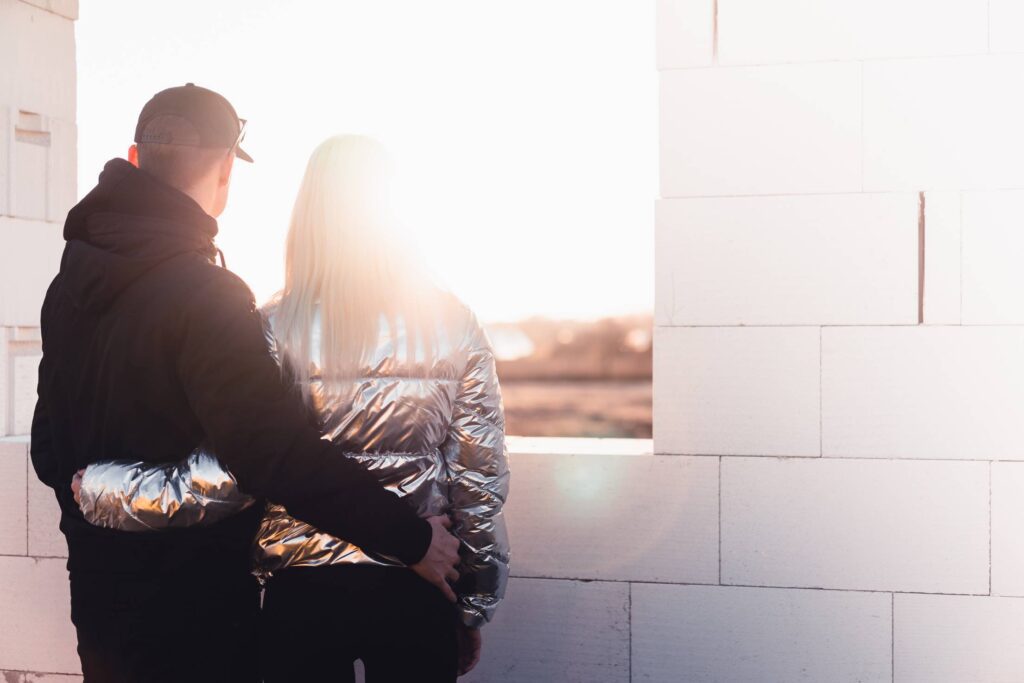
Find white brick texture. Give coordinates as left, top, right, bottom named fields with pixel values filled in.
left=462, top=578, right=629, bottom=683
left=656, top=0, right=714, bottom=69
left=992, top=462, right=1024, bottom=597
left=922, top=191, right=961, bottom=325
left=0, top=218, right=63, bottom=327
left=0, top=0, right=76, bottom=122
left=717, top=0, right=987, bottom=65
left=18, top=0, right=79, bottom=21
left=506, top=453, right=717, bottom=583
left=660, top=62, right=861, bottom=197
left=863, top=56, right=1024, bottom=192
left=990, top=0, right=1024, bottom=54
left=894, top=594, right=1024, bottom=683
left=961, top=190, right=1024, bottom=325
left=656, top=194, right=918, bottom=326
left=654, top=327, right=819, bottom=456
left=0, top=556, right=78, bottom=674
left=632, top=583, right=892, bottom=683
left=721, top=457, right=989, bottom=593
left=822, top=327, right=1024, bottom=460
left=28, top=472, right=65, bottom=558
left=0, top=440, right=27, bottom=556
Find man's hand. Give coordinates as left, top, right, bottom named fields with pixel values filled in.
left=71, top=468, right=85, bottom=506
left=456, top=623, right=482, bottom=676
left=410, top=515, right=460, bottom=602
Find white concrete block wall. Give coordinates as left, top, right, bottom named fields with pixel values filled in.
left=721, top=457, right=989, bottom=593
left=656, top=194, right=918, bottom=326
left=922, top=191, right=962, bottom=325
left=0, top=0, right=76, bottom=443
left=716, top=0, right=987, bottom=65
left=822, top=327, right=1024, bottom=459
left=0, top=3, right=79, bottom=680
left=507, top=453, right=718, bottom=583
left=661, top=62, right=862, bottom=197
left=632, top=584, right=892, bottom=683
left=463, top=578, right=630, bottom=683
left=961, top=190, right=1024, bottom=324
left=655, top=1, right=1024, bottom=681
left=863, top=56, right=1024, bottom=191
left=0, top=441, right=27, bottom=556
left=654, top=326, right=819, bottom=456
left=894, top=594, right=1024, bottom=683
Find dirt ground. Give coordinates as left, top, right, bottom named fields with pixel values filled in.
left=500, top=380, right=652, bottom=438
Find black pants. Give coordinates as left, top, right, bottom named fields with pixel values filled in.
left=70, top=568, right=261, bottom=683
left=261, top=564, right=458, bottom=683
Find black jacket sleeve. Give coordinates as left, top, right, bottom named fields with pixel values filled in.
left=30, top=391, right=59, bottom=487
left=174, top=269, right=431, bottom=565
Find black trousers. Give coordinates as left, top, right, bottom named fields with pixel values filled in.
left=70, top=567, right=261, bottom=683
left=261, top=564, right=459, bottom=683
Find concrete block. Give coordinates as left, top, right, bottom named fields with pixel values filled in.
left=894, top=594, right=1024, bottom=683
left=28, top=470, right=64, bottom=558
left=722, top=457, right=989, bottom=594
left=656, top=0, right=714, bottom=69
left=992, top=462, right=1024, bottom=596
left=823, top=327, right=1024, bottom=460
left=0, top=440, right=27, bottom=555
left=12, top=354, right=40, bottom=436
left=632, top=584, right=892, bottom=683
left=864, top=55, right=1024, bottom=191
left=0, top=218, right=63, bottom=327
left=17, top=0, right=78, bottom=20
left=660, top=62, right=861, bottom=197
left=654, top=327, right=819, bottom=456
left=0, top=107, right=8, bottom=217
left=11, top=118, right=49, bottom=221
left=655, top=194, right=918, bottom=326
left=0, top=556, right=79, bottom=674
left=0, top=336, right=6, bottom=438
left=923, top=191, right=961, bottom=325
left=961, top=190, right=1024, bottom=325
left=507, top=453, right=718, bottom=583
left=48, top=118, right=76, bottom=223
left=717, top=0, right=986, bottom=65
left=462, top=578, right=629, bottom=683
left=990, top=0, right=1024, bottom=54
left=0, top=0, right=76, bottom=122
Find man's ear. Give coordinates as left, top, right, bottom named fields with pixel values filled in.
left=219, top=153, right=235, bottom=186
left=127, top=144, right=139, bottom=167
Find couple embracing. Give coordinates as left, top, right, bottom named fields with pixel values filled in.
left=31, top=84, right=510, bottom=683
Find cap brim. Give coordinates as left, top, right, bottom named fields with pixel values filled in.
left=235, top=146, right=254, bottom=163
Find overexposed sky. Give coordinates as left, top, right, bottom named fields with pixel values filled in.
left=76, top=1, right=656, bottom=322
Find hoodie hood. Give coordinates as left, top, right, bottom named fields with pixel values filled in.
left=61, top=159, right=220, bottom=313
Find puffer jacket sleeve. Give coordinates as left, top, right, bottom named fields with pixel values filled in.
left=78, top=449, right=255, bottom=532
left=441, top=315, right=511, bottom=628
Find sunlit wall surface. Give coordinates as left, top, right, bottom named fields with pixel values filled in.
left=653, top=0, right=1024, bottom=681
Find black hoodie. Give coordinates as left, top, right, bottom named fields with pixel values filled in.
left=32, top=159, right=431, bottom=573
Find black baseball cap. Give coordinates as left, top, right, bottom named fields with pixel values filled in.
left=134, top=83, right=253, bottom=162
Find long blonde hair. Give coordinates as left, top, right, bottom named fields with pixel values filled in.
left=273, top=135, right=437, bottom=400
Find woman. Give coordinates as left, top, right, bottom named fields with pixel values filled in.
left=75, top=135, right=510, bottom=682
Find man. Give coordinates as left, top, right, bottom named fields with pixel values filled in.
left=31, top=84, right=460, bottom=682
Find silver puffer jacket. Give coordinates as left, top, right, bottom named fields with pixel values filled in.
left=79, top=296, right=510, bottom=627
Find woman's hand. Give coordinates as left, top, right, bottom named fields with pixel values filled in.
left=71, top=468, right=86, bottom=506
left=456, top=623, right=482, bottom=676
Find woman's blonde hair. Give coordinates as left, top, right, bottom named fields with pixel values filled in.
left=273, top=135, right=437, bottom=401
